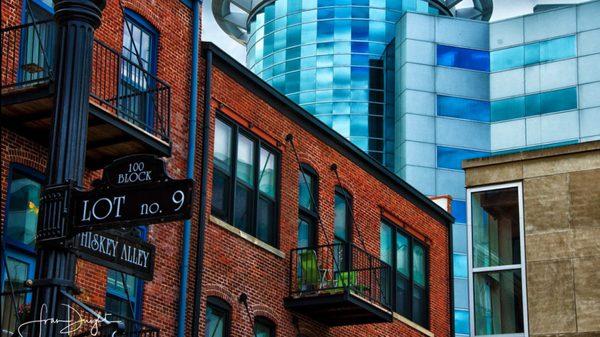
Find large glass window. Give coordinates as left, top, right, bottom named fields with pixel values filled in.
left=437, top=96, right=491, bottom=122
left=205, top=297, right=230, bottom=337
left=437, top=146, right=490, bottom=171
left=491, top=35, right=576, bottom=72
left=254, top=317, right=275, bottom=337
left=5, top=171, right=42, bottom=248
left=437, top=45, right=490, bottom=72
left=333, top=188, right=351, bottom=271
left=469, top=185, right=527, bottom=336
left=211, top=116, right=280, bottom=247
left=491, top=87, right=577, bottom=122
left=380, top=220, right=429, bottom=328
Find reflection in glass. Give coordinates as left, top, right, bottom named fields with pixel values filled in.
left=474, top=270, right=524, bottom=335
left=6, top=172, right=41, bottom=247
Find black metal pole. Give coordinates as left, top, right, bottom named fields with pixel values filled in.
left=31, top=1, right=105, bottom=336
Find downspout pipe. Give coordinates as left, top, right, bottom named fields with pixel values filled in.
left=177, top=1, right=201, bottom=336
left=190, top=46, right=213, bottom=337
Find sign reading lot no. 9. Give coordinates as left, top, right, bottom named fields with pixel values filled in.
left=72, top=179, right=193, bottom=232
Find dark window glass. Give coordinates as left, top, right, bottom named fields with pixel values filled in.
left=298, top=166, right=318, bottom=249
left=6, top=171, right=41, bottom=247
left=205, top=298, right=230, bottom=337
left=437, top=45, right=490, bottom=72
left=437, top=96, right=491, bottom=122
left=380, top=221, right=429, bottom=327
left=211, top=116, right=279, bottom=247
left=437, top=146, right=489, bottom=170
left=334, top=192, right=349, bottom=242
left=254, top=318, right=275, bottom=337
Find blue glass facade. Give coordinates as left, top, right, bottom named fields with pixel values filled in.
left=246, top=0, right=438, bottom=165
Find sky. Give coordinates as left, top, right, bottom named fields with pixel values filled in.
left=201, top=0, right=585, bottom=65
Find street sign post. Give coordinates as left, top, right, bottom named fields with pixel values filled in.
left=73, top=230, right=156, bottom=280
left=70, top=155, right=194, bottom=233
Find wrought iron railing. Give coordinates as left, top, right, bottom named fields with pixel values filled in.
left=0, top=19, right=56, bottom=90
left=91, top=39, right=171, bottom=142
left=289, top=243, right=392, bottom=310
left=0, top=287, right=159, bottom=337
left=1, top=20, right=171, bottom=142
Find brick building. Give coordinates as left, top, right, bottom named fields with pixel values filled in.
left=1, top=1, right=454, bottom=336
left=195, top=42, right=454, bottom=337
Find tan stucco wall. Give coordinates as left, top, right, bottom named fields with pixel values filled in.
left=464, top=141, right=600, bottom=337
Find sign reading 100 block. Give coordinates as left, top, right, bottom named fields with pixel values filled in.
left=71, top=155, right=194, bottom=232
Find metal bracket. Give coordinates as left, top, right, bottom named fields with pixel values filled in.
left=36, top=181, right=77, bottom=247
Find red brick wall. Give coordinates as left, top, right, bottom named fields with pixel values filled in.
left=1, top=1, right=195, bottom=337
left=194, top=55, right=452, bottom=337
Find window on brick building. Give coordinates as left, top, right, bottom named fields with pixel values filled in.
left=211, top=115, right=280, bottom=247
left=254, top=317, right=275, bottom=337
left=205, top=297, right=231, bottom=337
left=380, top=219, right=429, bottom=328
left=333, top=187, right=352, bottom=271
left=298, top=165, right=318, bottom=248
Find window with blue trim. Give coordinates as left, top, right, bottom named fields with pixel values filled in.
left=491, top=87, right=577, bottom=122
left=120, top=11, right=158, bottom=129
left=437, top=96, right=490, bottom=122
left=491, top=35, right=576, bottom=72
left=437, top=147, right=489, bottom=170
left=437, top=45, right=490, bottom=72
left=1, top=165, right=43, bottom=334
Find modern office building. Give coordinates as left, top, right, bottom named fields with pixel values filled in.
left=212, top=0, right=600, bottom=336
left=463, top=141, right=600, bottom=337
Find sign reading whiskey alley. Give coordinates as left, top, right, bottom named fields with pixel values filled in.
left=73, top=230, right=155, bottom=280
left=71, top=154, right=194, bottom=232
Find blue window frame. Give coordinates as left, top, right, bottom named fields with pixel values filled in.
left=437, top=96, right=491, bottom=122
left=437, top=45, right=490, bottom=72
left=437, top=146, right=489, bottom=170
left=120, top=10, right=158, bottom=130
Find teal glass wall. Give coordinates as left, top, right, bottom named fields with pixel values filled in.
left=246, top=0, right=438, bottom=165
left=490, top=35, right=576, bottom=72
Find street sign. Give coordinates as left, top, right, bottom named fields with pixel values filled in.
left=73, top=230, right=155, bottom=280
left=71, top=155, right=193, bottom=232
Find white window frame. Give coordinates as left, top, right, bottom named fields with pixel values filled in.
left=467, top=182, right=529, bottom=337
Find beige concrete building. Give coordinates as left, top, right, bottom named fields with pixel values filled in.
left=462, top=141, right=600, bottom=337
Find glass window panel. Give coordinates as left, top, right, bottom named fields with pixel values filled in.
left=437, top=96, right=491, bottom=122
left=474, top=270, right=524, bottom=335
left=412, top=285, right=427, bottom=327
left=236, top=134, right=255, bottom=185
left=491, top=46, right=524, bottom=72
left=214, top=119, right=232, bottom=172
left=380, top=223, right=392, bottom=265
left=257, top=197, right=275, bottom=245
left=334, top=193, right=348, bottom=241
left=455, top=309, right=470, bottom=335
left=297, top=218, right=314, bottom=248
left=540, top=35, right=576, bottom=63
left=259, top=147, right=276, bottom=198
left=413, top=243, right=426, bottom=287
left=452, top=200, right=467, bottom=224
left=453, top=253, right=468, bottom=278
left=524, top=42, right=540, bottom=66
left=106, top=296, right=132, bottom=320
left=395, top=275, right=410, bottom=316
left=491, top=96, right=525, bottom=122
left=396, top=232, right=409, bottom=277
left=234, top=184, right=253, bottom=232
left=3, top=256, right=32, bottom=288
left=540, top=87, right=577, bottom=114
left=211, top=170, right=231, bottom=219
left=437, top=45, right=490, bottom=72
left=471, top=187, right=521, bottom=268
left=437, top=147, right=489, bottom=170
left=205, top=305, right=226, bottom=337
left=254, top=321, right=273, bottom=337
left=298, top=171, right=314, bottom=210
left=6, top=171, right=41, bottom=247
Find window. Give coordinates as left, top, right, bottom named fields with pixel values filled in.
left=380, top=220, right=429, bottom=328
left=211, top=116, right=280, bottom=247
left=5, top=169, right=42, bottom=249
left=491, top=35, right=576, bottom=72
left=468, top=184, right=527, bottom=336
left=205, top=297, right=231, bottom=337
left=437, top=45, right=490, bottom=72
left=437, top=96, right=491, bottom=122
left=105, top=227, right=146, bottom=326
left=298, top=165, right=318, bottom=248
left=254, top=317, right=275, bottom=337
left=120, top=11, right=157, bottom=127
left=437, top=146, right=490, bottom=170
left=333, top=188, right=351, bottom=271
left=491, top=87, right=577, bottom=122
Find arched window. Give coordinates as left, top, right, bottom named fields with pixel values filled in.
left=298, top=164, right=318, bottom=248
left=254, top=317, right=275, bottom=337
left=205, top=297, right=231, bottom=337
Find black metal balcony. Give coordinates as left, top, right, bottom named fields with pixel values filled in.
left=1, top=287, right=159, bottom=337
left=1, top=20, right=171, bottom=168
left=284, top=243, right=393, bottom=326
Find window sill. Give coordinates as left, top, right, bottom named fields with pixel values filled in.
left=209, top=215, right=285, bottom=259
left=393, top=313, right=434, bottom=337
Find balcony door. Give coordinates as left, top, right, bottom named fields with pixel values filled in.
left=120, top=11, right=157, bottom=131
left=19, top=0, right=55, bottom=86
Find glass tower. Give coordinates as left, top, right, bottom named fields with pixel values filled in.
left=245, top=0, right=442, bottom=166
